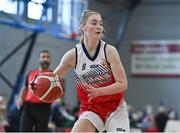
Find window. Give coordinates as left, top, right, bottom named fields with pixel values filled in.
left=57, top=0, right=88, bottom=33
left=0, top=0, right=87, bottom=39
left=27, top=2, right=43, bottom=20
left=27, top=0, right=53, bottom=22
left=0, top=0, right=17, bottom=14
left=31, top=0, right=46, bottom=4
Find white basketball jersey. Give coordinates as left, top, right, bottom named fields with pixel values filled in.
left=74, top=40, right=124, bottom=104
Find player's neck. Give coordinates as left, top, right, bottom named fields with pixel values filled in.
left=83, top=37, right=99, bottom=53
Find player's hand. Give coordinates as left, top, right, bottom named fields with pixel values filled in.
left=29, top=74, right=38, bottom=91
left=85, top=85, right=101, bottom=101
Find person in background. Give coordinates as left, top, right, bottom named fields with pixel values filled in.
left=155, top=103, right=168, bottom=132
left=18, top=50, right=52, bottom=132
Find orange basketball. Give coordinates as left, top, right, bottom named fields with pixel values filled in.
left=32, top=72, right=64, bottom=103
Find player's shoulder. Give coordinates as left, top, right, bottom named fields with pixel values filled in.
left=29, top=69, right=38, bottom=74
left=26, top=70, right=39, bottom=78
left=75, top=42, right=81, bottom=47
left=105, top=43, right=117, bottom=53
left=62, top=48, right=76, bottom=67
left=65, top=43, right=82, bottom=57
left=65, top=47, right=76, bottom=57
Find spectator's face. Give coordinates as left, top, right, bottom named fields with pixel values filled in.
left=39, top=52, right=51, bottom=69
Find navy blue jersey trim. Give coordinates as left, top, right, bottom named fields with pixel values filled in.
left=104, top=43, right=108, bottom=62
left=82, top=40, right=101, bottom=61
left=75, top=47, right=78, bottom=69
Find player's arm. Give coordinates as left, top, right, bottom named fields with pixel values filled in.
left=86, top=45, right=128, bottom=100
left=18, top=86, right=28, bottom=103
left=53, top=48, right=76, bottom=78
left=103, top=44, right=128, bottom=94
left=17, top=75, right=29, bottom=108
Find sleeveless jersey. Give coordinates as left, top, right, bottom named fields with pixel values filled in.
left=74, top=40, right=124, bottom=122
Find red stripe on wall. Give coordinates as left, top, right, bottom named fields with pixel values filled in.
left=131, top=44, right=180, bottom=53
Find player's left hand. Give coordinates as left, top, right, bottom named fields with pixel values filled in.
left=85, top=85, right=101, bottom=101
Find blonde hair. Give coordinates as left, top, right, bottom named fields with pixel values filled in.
left=79, top=10, right=104, bottom=43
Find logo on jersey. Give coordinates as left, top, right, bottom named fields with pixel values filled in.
left=116, top=128, right=126, bottom=132
left=82, top=63, right=86, bottom=71
left=90, top=64, right=99, bottom=68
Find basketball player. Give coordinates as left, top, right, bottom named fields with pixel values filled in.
left=18, top=50, right=52, bottom=132
left=53, top=10, right=130, bottom=132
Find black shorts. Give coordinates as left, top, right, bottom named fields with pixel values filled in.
left=19, top=102, right=51, bottom=132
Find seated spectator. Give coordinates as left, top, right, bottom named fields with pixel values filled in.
left=155, top=104, right=168, bottom=132
left=167, top=108, right=179, bottom=120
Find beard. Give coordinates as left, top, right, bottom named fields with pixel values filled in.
left=40, top=61, right=50, bottom=69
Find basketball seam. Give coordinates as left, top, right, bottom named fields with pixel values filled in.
left=36, top=75, right=63, bottom=100
left=54, top=75, right=64, bottom=95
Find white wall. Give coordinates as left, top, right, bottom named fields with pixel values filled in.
left=120, top=1, right=180, bottom=114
